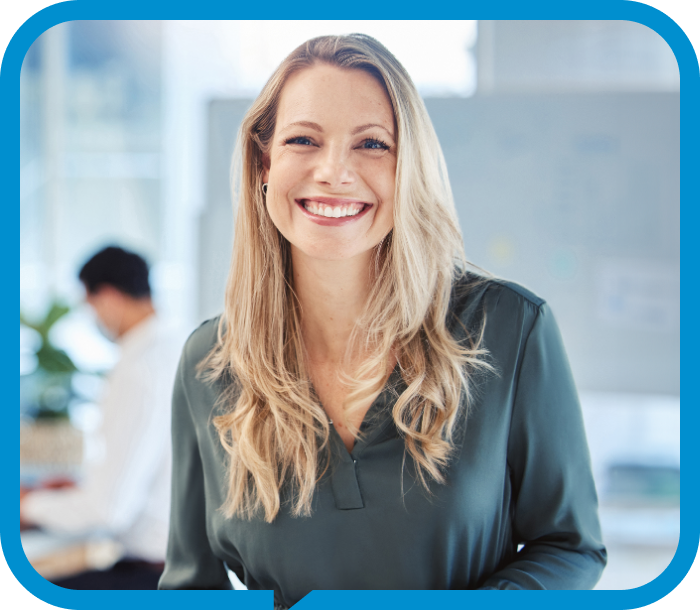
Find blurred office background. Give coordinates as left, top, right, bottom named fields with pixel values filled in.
left=20, top=21, right=679, bottom=589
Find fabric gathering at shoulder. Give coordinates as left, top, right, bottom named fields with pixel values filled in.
left=447, top=271, right=546, bottom=349
left=180, top=316, right=222, bottom=368
left=488, top=277, right=545, bottom=309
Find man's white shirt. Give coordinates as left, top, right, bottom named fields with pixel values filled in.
left=22, top=314, right=186, bottom=562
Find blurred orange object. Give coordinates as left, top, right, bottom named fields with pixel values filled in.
left=41, top=477, right=76, bottom=490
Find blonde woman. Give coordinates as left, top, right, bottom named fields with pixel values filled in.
left=159, top=35, right=606, bottom=602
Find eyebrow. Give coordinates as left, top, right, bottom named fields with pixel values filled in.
left=351, top=123, right=394, bottom=139
left=278, top=121, right=395, bottom=140
left=280, top=120, right=324, bottom=133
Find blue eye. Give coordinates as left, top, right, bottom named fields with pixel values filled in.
left=362, top=138, right=390, bottom=150
left=285, top=136, right=313, bottom=146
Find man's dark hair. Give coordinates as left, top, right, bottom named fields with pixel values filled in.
left=79, top=246, right=151, bottom=298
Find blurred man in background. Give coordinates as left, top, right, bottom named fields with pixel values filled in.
left=20, top=246, right=183, bottom=589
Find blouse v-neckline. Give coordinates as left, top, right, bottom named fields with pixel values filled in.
left=323, top=364, right=403, bottom=510
left=316, top=363, right=403, bottom=455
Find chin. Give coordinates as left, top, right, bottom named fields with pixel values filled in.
left=293, top=240, right=372, bottom=263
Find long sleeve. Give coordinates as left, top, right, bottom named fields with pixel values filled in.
left=22, top=327, right=176, bottom=560
left=158, top=336, right=232, bottom=590
left=478, top=302, right=607, bottom=589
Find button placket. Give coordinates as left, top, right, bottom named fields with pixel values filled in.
left=327, top=364, right=403, bottom=510
left=330, top=434, right=364, bottom=510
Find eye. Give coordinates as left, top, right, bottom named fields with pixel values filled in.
left=360, top=138, right=390, bottom=151
left=284, top=135, right=314, bottom=146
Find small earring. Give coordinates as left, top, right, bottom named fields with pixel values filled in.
left=262, top=183, right=268, bottom=195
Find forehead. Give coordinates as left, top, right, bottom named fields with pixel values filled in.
left=276, top=63, right=395, bottom=131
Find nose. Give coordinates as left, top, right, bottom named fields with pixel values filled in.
left=313, top=144, right=355, bottom=189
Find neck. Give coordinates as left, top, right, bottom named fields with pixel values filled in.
left=118, top=300, right=156, bottom=337
left=291, top=246, right=372, bottom=365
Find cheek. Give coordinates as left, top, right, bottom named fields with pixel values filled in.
left=370, top=162, right=396, bottom=224
left=100, top=305, right=118, bottom=326
left=268, top=149, right=304, bottom=184
left=266, top=155, right=315, bottom=227
left=378, top=200, right=395, bottom=234
left=264, top=184, right=295, bottom=239
left=364, top=154, right=395, bottom=190
left=266, top=188, right=291, bottom=224
left=267, top=157, right=300, bottom=205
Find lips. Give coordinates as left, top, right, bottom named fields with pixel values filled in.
left=295, top=198, right=373, bottom=226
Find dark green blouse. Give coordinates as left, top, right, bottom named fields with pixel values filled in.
left=159, top=276, right=606, bottom=602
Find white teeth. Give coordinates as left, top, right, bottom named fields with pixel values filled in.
left=303, top=201, right=363, bottom=218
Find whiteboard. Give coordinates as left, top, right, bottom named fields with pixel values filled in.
left=203, top=93, right=679, bottom=394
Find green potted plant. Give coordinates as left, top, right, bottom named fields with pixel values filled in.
left=21, top=302, right=79, bottom=419
left=20, top=301, right=83, bottom=472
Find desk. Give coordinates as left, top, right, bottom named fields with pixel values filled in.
left=21, top=531, right=123, bottom=581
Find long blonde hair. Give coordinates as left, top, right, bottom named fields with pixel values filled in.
left=203, top=34, right=489, bottom=523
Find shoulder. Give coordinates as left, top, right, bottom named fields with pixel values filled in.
left=179, top=315, right=223, bottom=373
left=172, top=316, right=227, bottom=422
left=448, top=270, right=546, bottom=335
left=485, top=277, right=545, bottom=309
left=448, top=274, right=567, bottom=400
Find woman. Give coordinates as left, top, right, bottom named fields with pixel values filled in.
left=159, top=34, right=606, bottom=602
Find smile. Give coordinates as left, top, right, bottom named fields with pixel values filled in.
left=303, top=200, right=364, bottom=218
left=295, top=198, right=372, bottom=226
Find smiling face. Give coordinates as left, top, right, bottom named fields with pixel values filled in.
left=262, top=63, right=397, bottom=262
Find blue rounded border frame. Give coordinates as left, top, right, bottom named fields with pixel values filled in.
left=4, top=1, right=697, bottom=609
